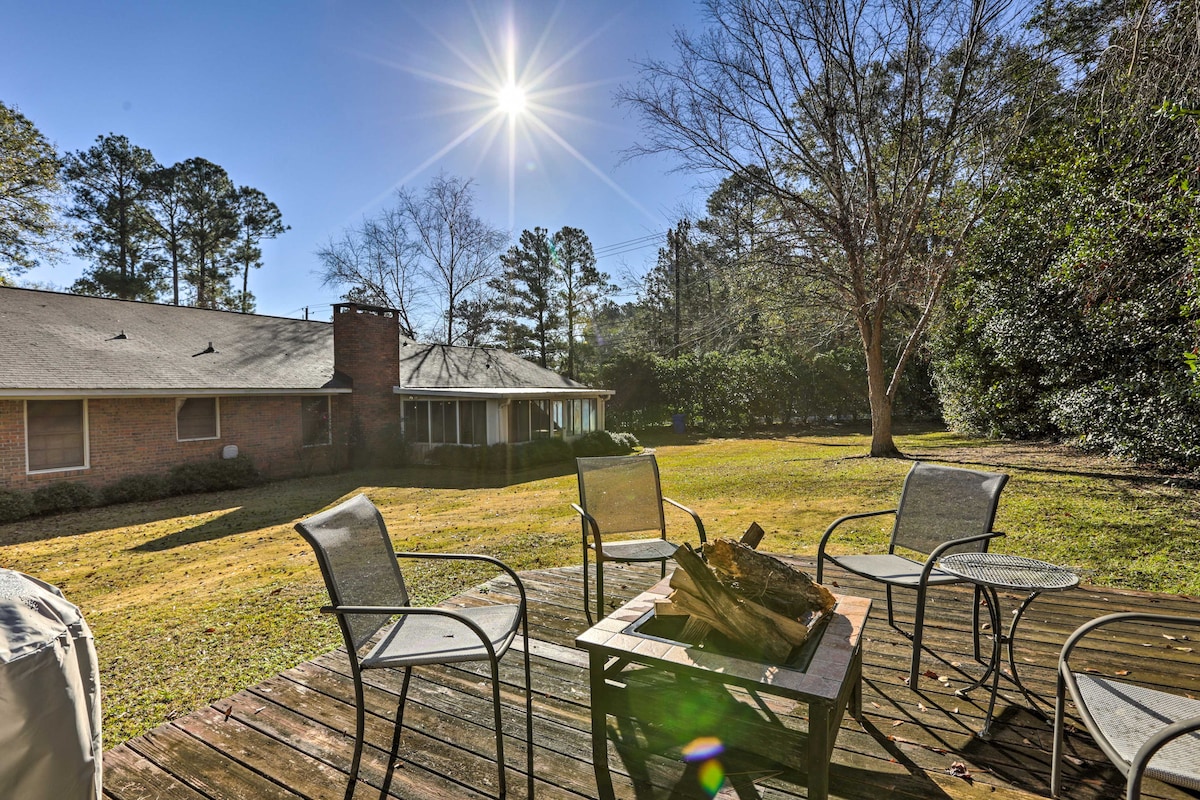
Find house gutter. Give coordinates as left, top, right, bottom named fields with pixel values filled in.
left=0, top=388, right=353, bottom=399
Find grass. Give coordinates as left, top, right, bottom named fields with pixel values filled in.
left=1, top=425, right=1197, bottom=747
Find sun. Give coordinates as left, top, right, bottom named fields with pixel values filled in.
left=496, top=82, right=527, bottom=117
left=378, top=3, right=657, bottom=229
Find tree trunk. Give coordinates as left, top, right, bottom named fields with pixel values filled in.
left=861, top=313, right=902, bottom=458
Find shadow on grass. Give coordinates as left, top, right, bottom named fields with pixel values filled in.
left=129, top=459, right=579, bottom=552
left=0, top=460, right=578, bottom=549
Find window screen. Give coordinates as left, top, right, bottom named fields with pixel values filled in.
left=301, top=396, right=331, bottom=446
left=27, top=399, right=87, bottom=472
left=177, top=397, right=218, bottom=441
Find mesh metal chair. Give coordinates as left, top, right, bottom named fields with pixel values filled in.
left=1053, top=612, right=1200, bottom=800
left=572, top=454, right=706, bottom=624
left=295, top=494, right=534, bottom=800
left=816, top=461, right=1008, bottom=688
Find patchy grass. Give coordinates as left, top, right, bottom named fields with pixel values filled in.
left=1, top=426, right=1196, bottom=746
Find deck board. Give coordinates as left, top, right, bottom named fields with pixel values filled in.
left=103, top=559, right=1200, bottom=800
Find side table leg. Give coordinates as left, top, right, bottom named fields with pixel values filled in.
left=1004, top=590, right=1051, bottom=721
left=808, top=702, right=831, bottom=800
left=589, top=650, right=616, bottom=800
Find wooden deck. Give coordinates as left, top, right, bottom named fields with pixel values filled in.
left=102, top=559, right=1200, bottom=800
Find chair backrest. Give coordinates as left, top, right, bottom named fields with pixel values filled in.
left=576, top=454, right=667, bottom=538
left=891, top=462, right=1009, bottom=556
left=295, top=494, right=409, bottom=652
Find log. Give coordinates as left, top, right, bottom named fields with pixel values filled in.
left=702, top=538, right=836, bottom=617
left=668, top=544, right=813, bottom=663
left=675, top=522, right=767, bottom=643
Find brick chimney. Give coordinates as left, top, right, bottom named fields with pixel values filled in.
left=332, top=303, right=402, bottom=460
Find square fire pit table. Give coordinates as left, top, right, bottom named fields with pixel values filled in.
left=576, top=574, right=871, bottom=800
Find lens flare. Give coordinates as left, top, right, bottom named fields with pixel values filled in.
left=683, top=737, right=726, bottom=798
left=696, top=759, right=726, bottom=797
left=368, top=2, right=658, bottom=230
left=682, top=737, right=725, bottom=761
left=497, top=82, right=526, bottom=116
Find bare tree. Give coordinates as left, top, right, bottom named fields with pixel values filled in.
left=319, top=173, right=506, bottom=344
left=398, top=173, right=507, bottom=344
left=619, top=0, right=1029, bottom=455
left=317, top=207, right=425, bottom=338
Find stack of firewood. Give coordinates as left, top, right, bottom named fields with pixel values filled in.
left=657, top=528, right=836, bottom=663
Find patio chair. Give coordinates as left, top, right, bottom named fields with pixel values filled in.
left=295, top=494, right=534, bottom=800
left=816, top=461, right=1008, bottom=688
left=573, top=454, right=707, bottom=624
left=1052, top=612, right=1200, bottom=800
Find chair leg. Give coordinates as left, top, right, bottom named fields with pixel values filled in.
left=595, top=560, right=606, bottom=624
left=378, top=667, right=413, bottom=800
left=1050, top=671, right=1067, bottom=798
left=885, top=585, right=896, bottom=629
left=489, top=656, right=508, bottom=798
left=346, top=666, right=368, bottom=800
left=583, top=545, right=593, bottom=625
left=909, top=584, right=929, bottom=689
left=522, top=618, right=535, bottom=799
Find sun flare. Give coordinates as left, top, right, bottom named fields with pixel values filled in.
left=379, top=4, right=657, bottom=229
left=496, top=82, right=527, bottom=117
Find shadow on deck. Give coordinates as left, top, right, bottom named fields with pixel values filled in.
left=102, top=559, right=1200, bottom=800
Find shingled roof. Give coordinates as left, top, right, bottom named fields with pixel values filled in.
left=1, top=287, right=609, bottom=398
left=0, top=287, right=343, bottom=396
left=397, top=340, right=597, bottom=395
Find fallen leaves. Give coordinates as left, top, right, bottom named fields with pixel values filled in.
left=948, top=761, right=973, bottom=783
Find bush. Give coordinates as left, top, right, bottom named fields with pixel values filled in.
left=101, top=474, right=171, bottom=505
left=168, top=455, right=262, bottom=494
left=429, top=438, right=577, bottom=471
left=0, top=490, right=35, bottom=523
left=571, top=430, right=640, bottom=457
left=32, top=481, right=96, bottom=515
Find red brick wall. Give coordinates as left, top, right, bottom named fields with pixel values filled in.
left=0, top=304, right=405, bottom=493
left=333, top=304, right=403, bottom=461
left=0, top=395, right=339, bottom=492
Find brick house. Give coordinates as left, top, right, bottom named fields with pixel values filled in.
left=0, top=287, right=611, bottom=492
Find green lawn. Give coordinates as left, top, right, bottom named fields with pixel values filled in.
left=1, top=426, right=1196, bottom=746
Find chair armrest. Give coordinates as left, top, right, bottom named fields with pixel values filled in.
left=572, top=502, right=602, bottom=547
left=920, top=531, right=1005, bottom=581
left=394, top=551, right=528, bottom=608
left=322, top=604, right=511, bottom=659
left=817, top=509, right=896, bottom=557
left=1059, top=612, right=1200, bottom=669
left=925, top=531, right=1005, bottom=562
left=816, top=509, right=896, bottom=582
left=663, top=496, right=707, bottom=545
left=1128, top=715, right=1200, bottom=800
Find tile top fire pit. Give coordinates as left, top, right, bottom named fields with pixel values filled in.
left=577, top=573, right=872, bottom=800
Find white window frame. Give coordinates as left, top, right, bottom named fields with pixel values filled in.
left=176, top=397, right=221, bottom=442
left=25, top=398, right=90, bottom=474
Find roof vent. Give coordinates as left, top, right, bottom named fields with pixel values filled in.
left=192, top=342, right=217, bottom=357
left=110, top=331, right=127, bottom=340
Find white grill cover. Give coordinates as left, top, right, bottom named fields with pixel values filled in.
left=0, top=569, right=102, bottom=800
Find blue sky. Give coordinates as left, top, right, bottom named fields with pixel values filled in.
left=4, top=1, right=710, bottom=319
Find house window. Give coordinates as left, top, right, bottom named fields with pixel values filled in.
left=403, top=400, right=430, bottom=442
left=582, top=398, right=596, bottom=432
left=509, top=400, right=532, bottom=442
left=301, top=396, right=331, bottom=446
left=404, top=399, right=488, bottom=445
left=458, top=401, right=488, bottom=445
left=177, top=397, right=219, bottom=441
left=430, top=400, right=456, bottom=443
left=532, top=400, right=553, bottom=439
left=27, top=399, right=88, bottom=472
